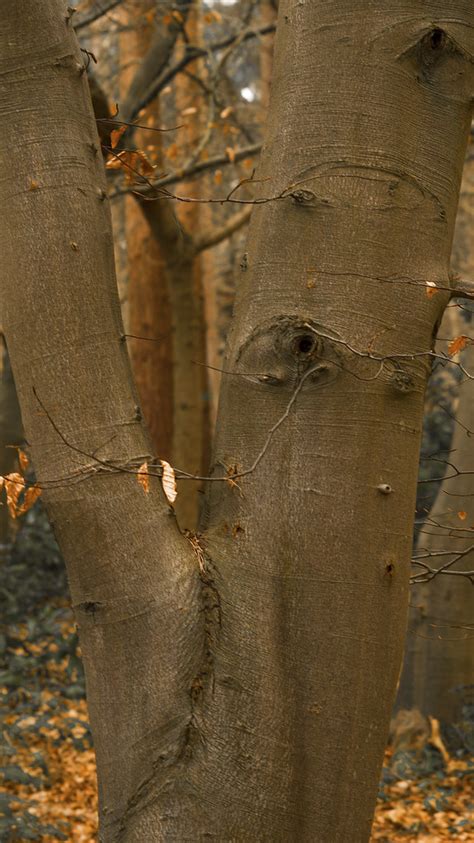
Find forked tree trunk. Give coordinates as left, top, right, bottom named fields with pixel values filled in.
left=1, top=2, right=473, bottom=842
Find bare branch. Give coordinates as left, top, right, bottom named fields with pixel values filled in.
left=74, top=0, right=122, bottom=31
left=126, top=24, right=276, bottom=124
left=195, top=207, right=252, bottom=253
left=111, top=143, right=261, bottom=198
left=120, top=0, right=193, bottom=126
left=451, top=278, right=474, bottom=300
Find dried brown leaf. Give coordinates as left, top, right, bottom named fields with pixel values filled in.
left=110, top=124, right=126, bottom=149
left=137, top=462, right=150, bottom=494
left=160, top=460, right=177, bottom=504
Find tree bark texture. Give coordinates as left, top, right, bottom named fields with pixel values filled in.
left=1, top=2, right=473, bottom=842
left=398, top=144, right=474, bottom=723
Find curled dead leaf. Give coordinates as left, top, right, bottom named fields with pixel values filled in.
left=16, top=484, right=42, bottom=516
left=3, top=472, right=24, bottom=517
left=160, top=460, right=177, bottom=504
left=110, top=124, right=127, bottom=149
left=428, top=716, right=450, bottom=764
left=137, top=462, right=150, bottom=494
left=457, top=511, right=467, bottom=521
left=1, top=473, right=40, bottom=518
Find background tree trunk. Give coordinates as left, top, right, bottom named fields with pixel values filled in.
left=1, top=2, right=473, bottom=842
left=0, top=338, right=23, bottom=553
left=398, top=142, right=474, bottom=723
left=121, top=3, right=174, bottom=463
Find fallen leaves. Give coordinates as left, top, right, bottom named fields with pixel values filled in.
left=371, top=750, right=474, bottom=841
left=3, top=612, right=472, bottom=842
left=4, top=692, right=98, bottom=842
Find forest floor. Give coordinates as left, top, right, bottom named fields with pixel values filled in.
left=1, top=512, right=473, bottom=842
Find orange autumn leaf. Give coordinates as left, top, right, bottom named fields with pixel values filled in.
left=214, top=169, right=223, bottom=185
left=16, top=484, right=42, bottom=517
left=137, top=462, right=150, bottom=494
left=457, top=510, right=467, bottom=521
left=106, top=149, right=155, bottom=183
left=448, top=335, right=470, bottom=356
left=2, top=473, right=24, bottom=518
left=1, top=471, right=41, bottom=518
left=425, top=281, right=439, bottom=299
left=110, top=124, right=127, bottom=149
left=18, top=449, right=29, bottom=472
left=226, top=146, right=236, bottom=163
left=160, top=460, right=177, bottom=504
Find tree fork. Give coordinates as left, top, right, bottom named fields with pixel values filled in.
left=1, top=2, right=474, bottom=842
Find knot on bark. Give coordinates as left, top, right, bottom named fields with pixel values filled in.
left=389, top=369, right=416, bottom=394
left=235, top=316, right=341, bottom=389
left=290, top=188, right=316, bottom=205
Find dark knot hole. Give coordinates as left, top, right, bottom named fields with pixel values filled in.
left=429, top=28, right=446, bottom=50
left=295, top=334, right=315, bottom=355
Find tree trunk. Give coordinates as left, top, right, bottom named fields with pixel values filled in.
left=1, top=2, right=473, bottom=842
left=138, top=198, right=208, bottom=531
left=0, top=338, right=23, bottom=552
left=117, top=2, right=209, bottom=530
left=120, top=5, right=174, bottom=461
left=398, top=144, right=474, bottom=723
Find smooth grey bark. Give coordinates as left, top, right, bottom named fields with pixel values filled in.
left=1, top=2, right=474, bottom=842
